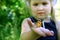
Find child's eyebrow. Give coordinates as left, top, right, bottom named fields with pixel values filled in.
left=31, top=0, right=48, bottom=3
left=32, top=2, right=48, bottom=4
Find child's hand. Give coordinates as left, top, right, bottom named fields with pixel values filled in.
left=32, top=27, right=54, bottom=37
left=27, top=19, right=54, bottom=37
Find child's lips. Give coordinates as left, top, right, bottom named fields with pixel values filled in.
left=38, top=12, right=44, bottom=15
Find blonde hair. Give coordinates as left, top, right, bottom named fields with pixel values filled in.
left=51, top=7, right=56, bottom=22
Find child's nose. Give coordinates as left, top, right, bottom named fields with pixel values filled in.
left=38, top=5, right=44, bottom=11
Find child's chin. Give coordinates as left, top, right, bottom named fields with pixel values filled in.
left=37, top=16, right=45, bottom=19
left=35, top=16, right=45, bottom=20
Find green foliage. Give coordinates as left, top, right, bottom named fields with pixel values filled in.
left=0, top=0, right=31, bottom=40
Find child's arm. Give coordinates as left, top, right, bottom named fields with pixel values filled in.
left=20, top=18, right=40, bottom=40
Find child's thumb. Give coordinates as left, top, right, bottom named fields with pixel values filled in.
left=27, top=19, right=36, bottom=28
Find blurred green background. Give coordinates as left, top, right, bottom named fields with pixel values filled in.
left=0, top=0, right=60, bottom=40
left=0, top=0, right=31, bottom=40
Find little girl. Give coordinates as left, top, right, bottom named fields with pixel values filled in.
left=20, top=0, right=60, bottom=40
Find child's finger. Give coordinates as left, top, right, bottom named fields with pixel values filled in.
left=27, top=19, right=33, bottom=27
left=27, top=19, right=36, bottom=28
left=49, top=31, right=54, bottom=36
left=40, top=27, right=54, bottom=36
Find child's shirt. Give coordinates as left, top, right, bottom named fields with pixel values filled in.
left=30, top=17, right=58, bottom=40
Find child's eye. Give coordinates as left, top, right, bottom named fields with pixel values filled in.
left=33, top=3, right=38, bottom=6
left=42, top=2, right=48, bottom=5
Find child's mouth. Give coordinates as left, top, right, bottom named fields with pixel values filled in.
left=38, top=12, right=44, bottom=15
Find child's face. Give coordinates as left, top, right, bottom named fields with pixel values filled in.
left=30, top=0, right=52, bottom=19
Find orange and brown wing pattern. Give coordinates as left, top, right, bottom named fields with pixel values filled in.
left=35, top=20, right=42, bottom=27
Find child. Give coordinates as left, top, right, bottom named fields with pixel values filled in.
left=20, top=0, right=60, bottom=40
